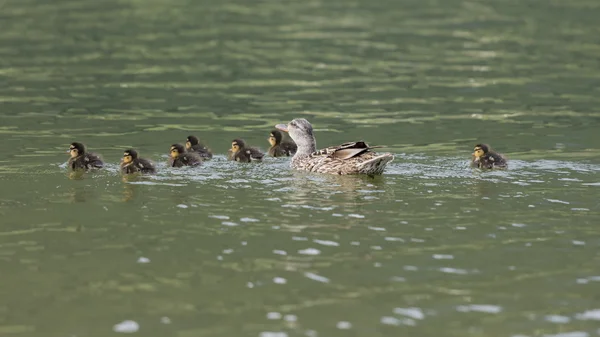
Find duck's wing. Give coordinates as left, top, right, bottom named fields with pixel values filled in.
left=191, top=143, right=208, bottom=151
left=489, top=152, right=508, bottom=168
left=85, top=153, right=104, bottom=169
left=234, top=151, right=251, bottom=163
left=248, top=147, right=265, bottom=160
left=312, top=141, right=379, bottom=160
left=182, top=153, right=202, bottom=166
left=136, top=158, right=157, bottom=173
left=191, top=144, right=213, bottom=159
left=281, top=141, right=297, bottom=155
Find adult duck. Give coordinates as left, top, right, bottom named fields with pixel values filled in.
left=275, top=118, right=394, bottom=175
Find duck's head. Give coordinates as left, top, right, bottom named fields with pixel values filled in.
left=123, top=149, right=138, bottom=164
left=276, top=118, right=315, bottom=152
left=231, top=139, right=246, bottom=154
left=170, top=144, right=185, bottom=159
left=268, top=130, right=283, bottom=147
left=186, top=135, right=199, bottom=150
left=68, top=142, right=86, bottom=158
left=473, top=144, right=489, bottom=158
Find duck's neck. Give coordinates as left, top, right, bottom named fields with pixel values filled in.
left=294, top=135, right=317, bottom=156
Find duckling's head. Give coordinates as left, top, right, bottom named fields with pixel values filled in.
left=170, top=144, right=185, bottom=159
left=186, top=135, right=199, bottom=150
left=473, top=144, right=489, bottom=158
left=231, top=139, right=246, bottom=154
left=68, top=142, right=86, bottom=158
left=276, top=118, right=315, bottom=153
left=123, top=149, right=138, bottom=164
left=268, top=130, right=283, bottom=147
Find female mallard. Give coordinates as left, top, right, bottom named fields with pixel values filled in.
left=228, top=139, right=264, bottom=163
left=67, top=142, right=104, bottom=170
left=121, top=149, right=156, bottom=174
left=275, top=118, right=394, bottom=175
left=169, top=144, right=202, bottom=167
left=268, top=129, right=297, bottom=157
left=185, top=135, right=213, bottom=160
left=471, top=143, right=507, bottom=169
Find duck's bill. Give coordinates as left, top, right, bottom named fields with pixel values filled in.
left=275, top=124, right=288, bottom=132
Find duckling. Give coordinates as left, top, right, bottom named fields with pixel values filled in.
left=168, top=143, right=202, bottom=167
left=67, top=142, right=104, bottom=170
left=268, top=129, right=297, bottom=157
left=185, top=135, right=213, bottom=160
left=275, top=118, right=394, bottom=175
left=471, top=143, right=507, bottom=169
left=228, top=139, right=265, bottom=163
left=121, top=149, right=156, bottom=174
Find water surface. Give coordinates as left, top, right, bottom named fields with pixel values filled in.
left=1, top=0, right=600, bottom=336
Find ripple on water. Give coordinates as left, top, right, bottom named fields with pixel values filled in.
left=541, top=332, right=589, bottom=337
left=304, top=272, right=330, bottom=283
left=112, top=320, right=139, bottom=333
left=313, top=239, right=339, bottom=247
left=393, top=307, right=425, bottom=320
left=273, top=277, right=287, bottom=284
left=380, top=316, right=415, bottom=326
left=575, top=309, right=600, bottom=321
left=336, top=321, right=352, bottom=330
left=456, top=304, right=503, bottom=314
left=545, top=315, right=571, bottom=324
left=259, top=332, right=288, bottom=337
left=298, top=248, right=321, bottom=255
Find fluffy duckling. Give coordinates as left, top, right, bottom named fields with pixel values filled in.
left=67, top=142, right=104, bottom=170
left=268, top=129, right=297, bottom=157
left=228, top=139, right=264, bottom=163
left=471, top=144, right=507, bottom=169
left=121, top=149, right=156, bottom=174
left=275, top=119, right=393, bottom=175
left=169, top=144, right=202, bottom=168
left=185, top=135, right=213, bottom=160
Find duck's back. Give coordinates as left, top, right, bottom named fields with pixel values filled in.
left=235, top=147, right=264, bottom=162
left=191, top=144, right=213, bottom=159
left=476, top=152, right=507, bottom=169
left=291, top=142, right=393, bottom=175
left=136, top=158, right=157, bottom=173
left=247, top=147, right=265, bottom=160
left=269, top=144, right=293, bottom=157
left=170, top=153, right=202, bottom=167
left=69, top=153, right=104, bottom=170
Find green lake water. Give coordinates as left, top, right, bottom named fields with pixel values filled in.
left=1, top=0, right=600, bottom=336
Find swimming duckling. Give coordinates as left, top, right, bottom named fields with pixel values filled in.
left=228, top=139, right=264, bottom=163
left=471, top=143, right=507, bottom=169
left=185, top=135, right=213, bottom=160
left=169, top=143, right=202, bottom=167
left=268, top=129, right=297, bottom=157
left=67, top=142, right=104, bottom=170
left=121, top=149, right=156, bottom=174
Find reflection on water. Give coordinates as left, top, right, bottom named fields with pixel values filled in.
left=1, top=0, right=600, bottom=336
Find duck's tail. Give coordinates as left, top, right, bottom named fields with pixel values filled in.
left=357, top=153, right=394, bottom=175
